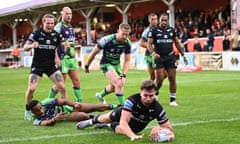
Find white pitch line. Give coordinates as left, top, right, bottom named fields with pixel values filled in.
left=0, top=117, right=239, bottom=143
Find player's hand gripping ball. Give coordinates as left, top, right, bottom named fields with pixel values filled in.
left=150, top=127, right=174, bottom=142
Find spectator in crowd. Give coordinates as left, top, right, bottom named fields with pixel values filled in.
left=11, top=44, right=21, bottom=68
left=193, top=37, right=202, bottom=52
left=222, top=29, right=231, bottom=51
left=205, top=28, right=215, bottom=51
left=231, top=27, right=240, bottom=51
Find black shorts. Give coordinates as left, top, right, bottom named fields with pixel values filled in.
left=155, top=54, right=177, bottom=69
left=110, top=106, right=123, bottom=122
left=30, top=66, right=59, bottom=77
left=109, top=106, right=123, bottom=132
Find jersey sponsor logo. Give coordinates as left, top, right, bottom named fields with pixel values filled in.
left=156, top=39, right=173, bottom=44
left=39, top=37, right=44, bottom=41
left=46, top=40, right=51, bottom=44
left=51, top=33, right=56, bottom=36
left=131, top=115, right=148, bottom=123
left=149, top=109, right=155, bottom=112
left=167, top=28, right=172, bottom=32
left=125, top=99, right=134, bottom=108
left=39, top=44, right=56, bottom=50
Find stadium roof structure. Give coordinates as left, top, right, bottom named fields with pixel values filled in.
left=0, top=0, right=154, bottom=23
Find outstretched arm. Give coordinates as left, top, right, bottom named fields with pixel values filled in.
left=115, top=110, right=144, bottom=141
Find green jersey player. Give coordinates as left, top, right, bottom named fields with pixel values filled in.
left=84, top=23, right=132, bottom=105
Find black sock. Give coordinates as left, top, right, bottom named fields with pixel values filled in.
left=92, top=114, right=101, bottom=123
left=26, top=104, right=30, bottom=111
left=170, top=97, right=176, bottom=102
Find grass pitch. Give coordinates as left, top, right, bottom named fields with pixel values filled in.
left=0, top=67, right=239, bottom=144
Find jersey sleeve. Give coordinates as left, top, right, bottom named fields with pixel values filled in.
left=97, top=36, right=109, bottom=50
left=141, top=27, right=149, bottom=41
left=147, top=28, right=155, bottom=39
left=27, top=31, right=37, bottom=43
left=54, top=22, right=62, bottom=33
left=33, top=119, right=41, bottom=126
left=123, top=94, right=136, bottom=112
left=125, top=39, right=132, bottom=54
left=156, top=105, right=169, bottom=124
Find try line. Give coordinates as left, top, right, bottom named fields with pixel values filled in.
left=0, top=117, right=239, bottom=143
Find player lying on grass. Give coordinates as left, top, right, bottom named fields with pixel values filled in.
left=29, top=98, right=116, bottom=126
left=76, top=80, right=174, bottom=142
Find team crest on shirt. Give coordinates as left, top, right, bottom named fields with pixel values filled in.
left=46, top=40, right=51, bottom=44
left=139, top=114, right=144, bottom=120
left=53, top=38, right=57, bottom=42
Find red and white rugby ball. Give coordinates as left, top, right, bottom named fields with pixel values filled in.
left=151, top=129, right=175, bottom=142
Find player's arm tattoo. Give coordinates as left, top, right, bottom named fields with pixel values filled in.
left=55, top=72, right=63, bottom=82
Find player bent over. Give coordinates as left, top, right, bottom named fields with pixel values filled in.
left=29, top=98, right=116, bottom=126
left=76, top=80, right=174, bottom=142
left=84, top=23, right=131, bottom=105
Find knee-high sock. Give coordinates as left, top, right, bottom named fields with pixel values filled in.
left=48, top=88, right=58, bottom=98
left=73, top=87, right=82, bottom=102
left=116, top=93, right=125, bottom=105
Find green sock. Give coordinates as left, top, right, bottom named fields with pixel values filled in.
left=99, top=88, right=108, bottom=97
left=73, top=87, right=82, bottom=102
left=116, top=93, right=125, bottom=105
left=48, top=88, right=58, bottom=98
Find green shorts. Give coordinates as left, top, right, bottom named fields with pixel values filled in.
left=61, top=58, right=79, bottom=74
left=144, top=55, right=156, bottom=68
left=62, top=105, right=73, bottom=114
left=100, top=63, right=122, bottom=76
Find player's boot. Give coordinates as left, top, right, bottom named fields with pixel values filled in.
left=170, top=101, right=178, bottom=106
left=76, top=119, right=93, bottom=129
left=96, top=92, right=107, bottom=104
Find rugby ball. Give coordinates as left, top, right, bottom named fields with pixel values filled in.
left=151, top=129, right=174, bottom=142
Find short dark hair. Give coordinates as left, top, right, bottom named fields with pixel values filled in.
left=148, top=13, right=157, bottom=19
left=140, top=80, right=156, bottom=91
left=29, top=100, right=40, bottom=111
left=160, top=13, right=169, bottom=19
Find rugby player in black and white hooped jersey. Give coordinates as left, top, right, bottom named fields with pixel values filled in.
left=147, top=13, right=188, bottom=106
left=23, top=14, right=69, bottom=120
